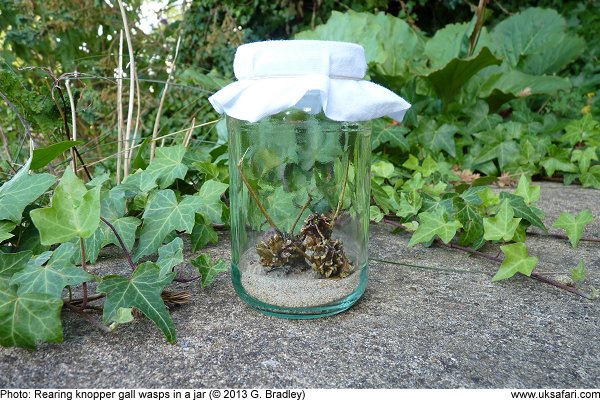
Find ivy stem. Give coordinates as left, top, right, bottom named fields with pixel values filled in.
left=173, top=275, right=201, bottom=283
left=381, top=218, right=595, bottom=300
left=100, top=216, right=137, bottom=271
left=79, top=238, right=88, bottom=309
left=69, top=293, right=106, bottom=304
left=332, top=154, right=351, bottom=226
left=290, top=194, right=312, bottom=235
left=369, top=257, right=485, bottom=274
left=236, top=151, right=276, bottom=229
left=63, top=302, right=111, bottom=334
left=443, top=241, right=595, bottom=300
left=526, top=230, right=600, bottom=244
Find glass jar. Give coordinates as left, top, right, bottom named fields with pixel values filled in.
left=209, top=40, right=410, bottom=318
left=227, top=93, right=371, bottom=318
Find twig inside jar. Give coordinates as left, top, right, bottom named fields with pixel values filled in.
left=332, top=153, right=351, bottom=226
left=236, top=149, right=277, bottom=229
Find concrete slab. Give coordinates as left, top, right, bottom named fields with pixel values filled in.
left=1, top=183, right=599, bottom=388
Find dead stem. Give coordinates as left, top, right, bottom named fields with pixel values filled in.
left=236, top=150, right=277, bottom=229
left=290, top=194, right=312, bottom=234
left=332, top=153, right=351, bottom=225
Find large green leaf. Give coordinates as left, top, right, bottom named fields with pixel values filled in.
left=31, top=140, right=83, bottom=170
left=0, top=282, right=63, bottom=349
left=10, top=243, right=95, bottom=297
left=135, top=190, right=202, bottom=260
left=295, top=11, right=387, bottom=65
left=478, top=67, right=571, bottom=109
left=491, top=8, right=584, bottom=74
left=483, top=199, right=521, bottom=241
left=30, top=168, right=101, bottom=245
left=0, top=157, right=56, bottom=223
left=424, top=23, right=494, bottom=69
left=553, top=210, right=594, bottom=249
left=492, top=242, right=538, bottom=281
left=97, top=262, right=175, bottom=343
left=421, top=46, right=500, bottom=108
left=296, top=11, right=424, bottom=88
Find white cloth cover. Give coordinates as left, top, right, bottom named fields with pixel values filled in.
left=209, top=40, right=411, bottom=123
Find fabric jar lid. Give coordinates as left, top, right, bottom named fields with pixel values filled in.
left=209, top=40, right=411, bottom=123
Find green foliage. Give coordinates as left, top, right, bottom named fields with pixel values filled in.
left=31, top=141, right=83, bottom=170
left=1, top=2, right=599, bottom=350
left=0, top=158, right=56, bottom=224
left=30, top=168, right=101, bottom=245
left=0, top=284, right=64, bottom=350
left=135, top=190, right=203, bottom=260
left=553, top=210, right=594, bottom=248
left=98, top=263, right=176, bottom=344
left=492, top=243, right=538, bottom=282
left=10, top=244, right=94, bottom=297
left=191, top=253, right=228, bottom=288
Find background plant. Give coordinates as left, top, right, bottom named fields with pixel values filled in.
left=0, top=0, right=598, bottom=349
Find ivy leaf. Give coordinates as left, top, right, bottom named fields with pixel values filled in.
left=97, top=262, right=176, bottom=343
left=478, top=187, right=500, bottom=207
left=145, top=145, right=188, bottom=189
left=156, top=238, right=184, bottom=279
left=371, top=119, right=409, bottom=151
left=31, top=140, right=83, bottom=170
left=196, top=180, right=229, bottom=224
left=267, top=187, right=299, bottom=233
left=369, top=205, right=384, bottom=223
left=0, top=157, right=56, bottom=223
left=396, top=192, right=422, bottom=219
left=135, top=190, right=202, bottom=260
left=421, top=123, right=457, bottom=158
left=109, top=308, right=134, bottom=325
left=0, top=282, right=64, bottom=349
left=492, top=242, right=538, bottom=281
left=571, top=147, right=598, bottom=174
left=191, top=214, right=218, bottom=252
left=10, top=243, right=95, bottom=297
left=30, top=168, right=101, bottom=245
left=570, top=260, right=586, bottom=283
left=453, top=197, right=484, bottom=248
left=0, top=251, right=32, bottom=285
left=580, top=165, right=600, bottom=189
left=514, top=175, right=541, bottom=204
left=483, top=199, right=522, bottom=241
left=499, top=193, right=547, bottom=232
left=561, top=114, right=600, bottom=147
left=408, top=210, right=462, bottom=247
left=371, top=160, right=396, bottom=179
left=191, top=253, right=228, bottom=288
left=121, top=169, right=158, bottom=193
left=0, top=221, right=16, bottom=242
left=553, top=210, right=594, bottom=248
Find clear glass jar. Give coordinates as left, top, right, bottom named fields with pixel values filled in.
left=227, top=96, right=371, bottom=318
